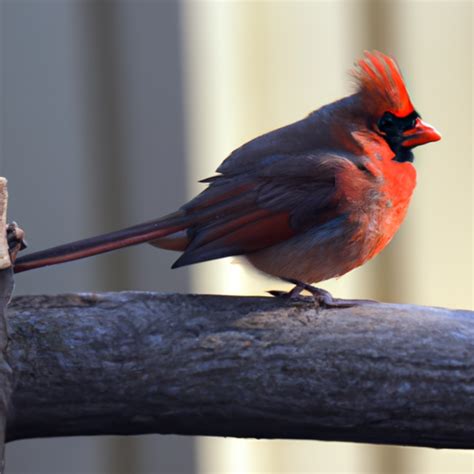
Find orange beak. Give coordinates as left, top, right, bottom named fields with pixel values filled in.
left=402, top=118, right=442, bottom=148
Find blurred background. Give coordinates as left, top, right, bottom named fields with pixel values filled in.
left=1, top=0, right=472, bottom=473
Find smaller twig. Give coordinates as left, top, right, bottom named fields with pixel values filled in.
left=6, top=223, right=27, bottom=264
left=0, top=180, right=10, bottom=270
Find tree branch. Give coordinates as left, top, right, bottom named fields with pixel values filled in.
left=0, top=178, right=14, bottom=474
left=5, top=292, right=474, bottom=449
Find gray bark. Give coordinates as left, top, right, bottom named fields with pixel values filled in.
left=5, top=292, right=474, bottom=449
left=0, top=270, right=13, bottom=473
left=0, top=178, right=14, bottom=473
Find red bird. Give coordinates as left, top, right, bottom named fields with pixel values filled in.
left=14, top=51, right=441, bottom=305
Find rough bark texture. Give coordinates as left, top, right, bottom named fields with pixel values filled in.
left=0, top=178, right=14, bottom=473
left=5, top=292, right=474, bottom=449
left=0, top=270, right=13, bottom=473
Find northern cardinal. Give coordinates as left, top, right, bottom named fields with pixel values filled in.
left=13, top=51, right=441, bottom=305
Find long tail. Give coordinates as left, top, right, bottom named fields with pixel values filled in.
left=13, top=211, right=190, bottom=273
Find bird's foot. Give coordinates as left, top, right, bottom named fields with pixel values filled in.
left=269, top=278, right=376, bottom=309
left=268, top=282, right=308, bottom=300
left=6, top=222, right=27, bottom=263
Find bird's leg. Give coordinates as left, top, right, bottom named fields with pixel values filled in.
left=269, top=278, right=375, bottom=308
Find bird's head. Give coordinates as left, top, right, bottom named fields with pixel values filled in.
left=352, top=50, right=441, bottom=162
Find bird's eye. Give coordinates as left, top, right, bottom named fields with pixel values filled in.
left=378, top=112, right=395, bottom=132
left=400, top=113, right=419, bottom=131
left=378, top=111, right=419, bottom=136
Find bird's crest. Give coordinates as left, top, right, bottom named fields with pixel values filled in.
left=352, top=50, right=414, bottom=117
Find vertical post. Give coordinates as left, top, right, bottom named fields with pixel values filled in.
left=0, top=178, right=14, bottom=473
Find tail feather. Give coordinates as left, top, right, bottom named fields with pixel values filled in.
left=149, top=230, right=189, bottom=251
left=13, top=211, right=190, bottom=273
left=14, top=177, right=263, bottom=273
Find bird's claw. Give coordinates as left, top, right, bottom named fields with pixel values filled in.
left=267, top=290, right=289, bottom=298
left=269, top=279, right=377, bottom=309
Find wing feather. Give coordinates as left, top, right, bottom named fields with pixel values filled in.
left=170, top=153, right=356, bottom=268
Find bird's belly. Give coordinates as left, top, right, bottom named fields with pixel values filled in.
left=246, top=240, right=359, bottom=284
left=246, top=218, right=364, bottom=284
left=246, top=201, right=409, bottom=284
